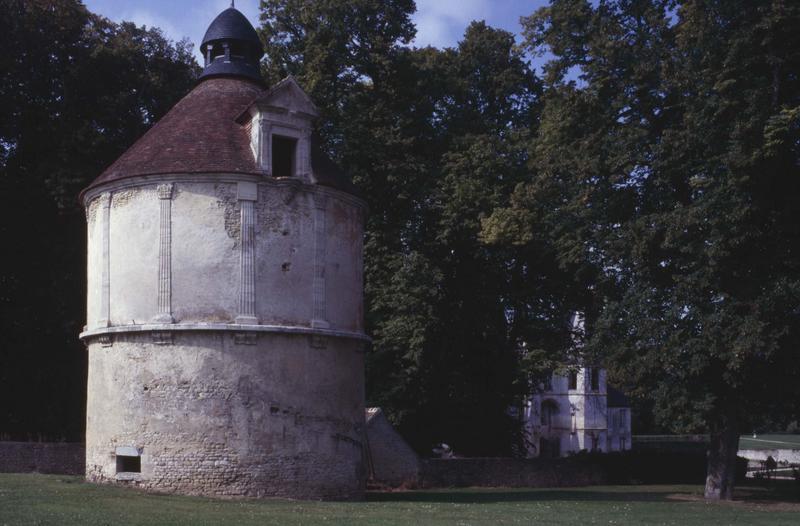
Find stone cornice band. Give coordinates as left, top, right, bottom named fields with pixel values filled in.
left=80, top=323, right=370, bottom=342
left=81, top=172, right=367, bottom=213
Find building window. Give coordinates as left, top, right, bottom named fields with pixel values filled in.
left=272, top=135, right=297, bottom=178
left=541, top=399, right=558, bottom=427
left=590, top=368, right=600, bottom=391
left=620, top=437, right=627, bottom=450
left=568, top=371, right=578, bottom=390
left=542, top=372, right=553, bottom=392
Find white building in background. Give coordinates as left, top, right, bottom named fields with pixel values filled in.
left=519, top=313, right=632, bottom=458
left=521, top=367, right=632, bottom=458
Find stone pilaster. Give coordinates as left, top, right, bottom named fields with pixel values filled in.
left=259, top=119, right=272, bottom=173
left=152, top=183, right=174, bottom=323
left=236, top=182, right=258, bottom=325
left=297, top=134, right=311, bottom=180
left=98, top=192, right=112, bottom=328
left=311, top=193, right=328, bottom=330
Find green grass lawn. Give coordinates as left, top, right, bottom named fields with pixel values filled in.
left=740, top=434, right=800, bottom=450
left=1, top=474, right=799, bottom=525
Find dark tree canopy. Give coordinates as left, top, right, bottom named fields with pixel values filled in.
left=484, top=0, right=800, bottom=499
left=0, top=0, right=198, bottom=440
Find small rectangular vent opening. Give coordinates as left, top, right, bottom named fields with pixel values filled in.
left=272, top=135, right=297, bottom=178
left=116, top=454, right=141, bottom=474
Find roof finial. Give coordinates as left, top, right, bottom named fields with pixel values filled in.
left=231, top=1, right=235, bottom=7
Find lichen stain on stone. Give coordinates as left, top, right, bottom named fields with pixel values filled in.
left=86, top=197, right=102, bottom=224
left=331, top=199, right=360, bottom=238
left=111, top=188, right=140, bottom=209
left=256, top=186, right=309, bottom=236
left=214, top=183, right=240, bottom=244
left=186, top=307, right=234, bottom=324
left=237, top=376, right=255, bottom=408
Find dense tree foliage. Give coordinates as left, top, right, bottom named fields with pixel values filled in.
left=484, top=0, right=800, bottom=499
left=0, top=0, right=198, bottom=440
left=260, top=0, right=581, bottom=455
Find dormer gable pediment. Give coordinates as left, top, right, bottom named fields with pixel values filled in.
left=256, top=76, right=319, bottom=118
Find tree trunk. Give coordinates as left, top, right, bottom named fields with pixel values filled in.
left=704, top=419, right=740, bottom=500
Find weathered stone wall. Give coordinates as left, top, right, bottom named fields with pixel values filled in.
left=85, top=332, right=365, bottom=499
left=419, top=457, right=608, bottom=488
left=0, top=442, right=85, bottom=475
left=418, top=449, right=724, bottom=488
left=81, top=175, right=367, bottom=500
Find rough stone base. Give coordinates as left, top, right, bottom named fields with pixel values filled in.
left=85, top=331, right=365, bottom=500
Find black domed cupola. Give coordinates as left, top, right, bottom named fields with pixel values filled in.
left=199, top=4, right=264, bottom=83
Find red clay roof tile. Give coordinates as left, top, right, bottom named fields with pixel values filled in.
left=83, top=77, right=358, bottom=199
left=87, top=78, right=264, bottom=190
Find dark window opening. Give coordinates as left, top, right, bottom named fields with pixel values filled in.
left=568, top=371, right=578, bottom=390
left=272, top=135, right=297, bottom=178
left=116, top=455, right=141, bottom=474
left=590, top=368, right=600, bottom=391
left=541, top=399, right=558, bottom=427
left=229, top=42, right=246, bottom=59
left=542, top=372, right=553, bottom=391
left=210, top=43, right=225, bottom=61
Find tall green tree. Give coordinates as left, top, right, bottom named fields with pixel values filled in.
left=260, top=1, right=562, bottom=454
left=0, top=0, right=198, bottom=439
left=485, top=0, right=800, bottom=499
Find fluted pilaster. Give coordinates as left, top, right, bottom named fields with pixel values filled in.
left=97, top=192, right=112, bottom=328
left=152, top=183, right=174, bottom=323
left=311, top=193, right=328, bottom=329
left=236, top=182, right=258, bottom=324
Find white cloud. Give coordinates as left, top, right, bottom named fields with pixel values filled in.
left=118, top=9, right=184, bottom=41
left=412, top=0, right=491, bottom=48
left=85, top=0, right=262, bottom=62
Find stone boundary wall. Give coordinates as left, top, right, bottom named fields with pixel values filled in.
left=0, top=442, right=85, bottom=475
left=419, top=457, right=608, bottom=489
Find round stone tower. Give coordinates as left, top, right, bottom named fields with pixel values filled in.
left=79, top=6, right=367, bottom=500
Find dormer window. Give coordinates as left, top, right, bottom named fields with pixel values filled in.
left=241, top=77, right=319, bottom=180
left=272, top=135, right=297, bottom=178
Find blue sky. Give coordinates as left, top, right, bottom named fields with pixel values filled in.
left=82, top=1, right=549, bottom=61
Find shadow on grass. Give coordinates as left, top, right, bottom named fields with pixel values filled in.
left=366, top=488, right=679, bottom=504
left=735, top=481, right=800, bottom=504
left=367, top=482, right=800, bottom=507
